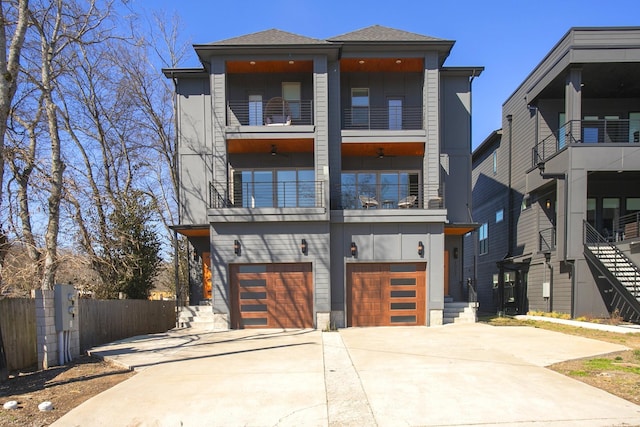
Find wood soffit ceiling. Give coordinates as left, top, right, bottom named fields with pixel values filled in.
left=226, top=58, right=424, bottom=74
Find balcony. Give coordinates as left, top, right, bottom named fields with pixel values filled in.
left=210, top=180, right=324, bottom=209
left=227, top=99, right=314, bottom=127
left=342, top=106, right=423, bottom=130
left=533, top=118, right=640, bottom=166
left=333, top=182, right=443, bottom=210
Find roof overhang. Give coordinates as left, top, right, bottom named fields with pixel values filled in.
left=170, top=224, right=210, bottom=238
left=445, top=223, right=478, bottom=235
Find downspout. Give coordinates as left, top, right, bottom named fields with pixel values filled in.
left=506, top=114, right=513, bottom=258
left=170, top=71, right=182, bottom=318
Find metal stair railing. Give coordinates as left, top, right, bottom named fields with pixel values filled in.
left=583, top=220, right=640, bottom=322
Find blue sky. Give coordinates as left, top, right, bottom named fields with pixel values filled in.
left=135, top=0, right=640, bottom=149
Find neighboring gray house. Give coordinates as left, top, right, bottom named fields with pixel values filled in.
left=164, top=25, right=482, bottom=329
left=466, top=27, right=640, bottom=321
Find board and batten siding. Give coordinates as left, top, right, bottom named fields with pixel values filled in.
left=177, top=77, right=212, bottom=224
left=209, top=222, right=331, bottom=316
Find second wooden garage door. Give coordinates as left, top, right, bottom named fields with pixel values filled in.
left=347, top=263, right=426, bottom=326
left=230, top=263, right=313, bottom=329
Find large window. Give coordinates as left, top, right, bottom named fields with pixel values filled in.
left=341, top=171, right=419, bottom=209
left=248, top=95, right=263, bottom=126
left=233, top=169, right=315, bottom=208
left=351, top=88, right=369, bottom=127
left=388, top=98, right=403, bottom=130
left=282, top=82, right=301, bottom=120
left=479, top=223, right=488, bottom=255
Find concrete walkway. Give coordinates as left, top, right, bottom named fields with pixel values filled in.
left=52, top=323, right=640, bottom=427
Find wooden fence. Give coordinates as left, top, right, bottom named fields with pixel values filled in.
left=79, top=299, right=176, bottom=351
left=0, top=298, right=176, bottom=372
left=0, top=298, right=37, bottom=371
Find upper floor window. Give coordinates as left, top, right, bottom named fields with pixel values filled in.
left=282, top=82, right=301, bottom=120
left=341, top=171, right=419, bottom=209
left=351, top=88, right=369, bottom=126
left=233, top=169, right=315, bottom=208
left=388, top=98, right=403, bottom=130
left=479, top=223, right=488, bottom=255
left=492, top=151, right=497, bottom=174
left=496, top=209, right=504, bottom=223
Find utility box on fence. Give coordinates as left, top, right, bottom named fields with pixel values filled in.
left=55, top=284, right=77, bottom=331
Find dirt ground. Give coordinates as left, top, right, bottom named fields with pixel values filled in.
left=0, top=356, right=134, bottom=427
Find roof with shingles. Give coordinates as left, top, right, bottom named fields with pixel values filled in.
left=328, top=25, right=446, bottom=42
left=207, top=28, right=330, bottom=46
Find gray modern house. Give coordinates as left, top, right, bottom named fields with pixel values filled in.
left=466, top=27, right=640, bottom=321
left=164, top=25, right=482, bottom=329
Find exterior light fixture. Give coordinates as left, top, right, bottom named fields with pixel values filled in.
left=350, top=242, right=357, bottom=257
left=418, top=241, right=424, bottom=257
left=301, top=239, right=308, bottom=255
left=453, top=247, right=459, bottom=259
left=395, top=59, right=402, bottom=64
left=271, top=145, right=277, bottom=156
left=546, top=199, right=551, bottom=209
left=193, top=251, right=199, bottom=261
left=358, top=60, right=365, bottom=64
left=233, top=240, right=241, bottom=256
left=249, top=61, right=256, bottom=65
left=288, top=60, right=295, bottom=64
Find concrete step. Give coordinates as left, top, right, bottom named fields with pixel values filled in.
left=178, top=306, right=215, bottom=329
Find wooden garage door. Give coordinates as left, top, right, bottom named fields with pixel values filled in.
left=347, top=263, right=426, bottom=326
left=230, top=263, right=313, bottom=329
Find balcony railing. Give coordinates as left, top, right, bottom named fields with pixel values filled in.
left=227, top=99, right=314, bottom=126
left=539, top=227, right=556, bottom=252
left=617, top=212, right=640, bottom=241
left=533, top=119, right=640, bottom=167
left=342, top=106, right=423, bottom=130
left=333, top=183, right=442, bottom=210
left=210, top=180, right=324, bottom=209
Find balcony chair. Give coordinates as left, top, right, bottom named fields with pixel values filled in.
left=264, top=97, right=291, bottom=126
left=398, top=195, right=417, bottom=208
left=359, top=195, right=379, bottom=209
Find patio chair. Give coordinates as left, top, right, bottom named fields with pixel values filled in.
left=264, top=97, right=291, bottom=126
left=359, top=195, right=379, bottom=209
left=398, top=195, right=417, bottom=208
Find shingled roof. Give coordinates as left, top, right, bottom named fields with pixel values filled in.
left=207, top=29, right=330, bottom=46
left=328, top=25, right=446, bottom=42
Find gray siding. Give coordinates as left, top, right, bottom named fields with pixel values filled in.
left=209, top=222, right=331, bottom=316
left=176, top=78, right=212, bottom=224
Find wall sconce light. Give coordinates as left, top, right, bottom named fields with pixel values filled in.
left=418, top=241, right=424, bottom=257
left=350, top=242, right=357, bottom=257
left=193, top=251, right=199, bottom=262
left=233, top=240, right=241, bottom=256
left=545, top=199, right=551, bottom=209
left=453, top=247, right=459, bottom=259
left=301, top=239, right=308, bottom=255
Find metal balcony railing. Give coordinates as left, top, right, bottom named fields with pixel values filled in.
left=210, top=181, right=324, bottom=209
left=539, top=227, right=556, bottom=252
left=342, top=106, right=423, bottom=130
left=333, top=183, right=442, bottom=210
left=617, top=212, right=640, bottom=241
left=532, top=119, right=640, bottom=167
left=227, top=99, right=314, bottom=126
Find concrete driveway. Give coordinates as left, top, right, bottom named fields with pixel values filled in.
left=52, top=323, right=640, bottom=427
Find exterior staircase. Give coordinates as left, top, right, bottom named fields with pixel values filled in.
left=443, top=296, right=478, bottom=324
left=584, top=220, right=640, bottom=323
left=178, top=305, right=215, bottom=330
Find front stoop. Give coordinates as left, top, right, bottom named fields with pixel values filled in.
left=443, top=301, right=478, bottom=325
left=178, top=306, right=215, bottom=330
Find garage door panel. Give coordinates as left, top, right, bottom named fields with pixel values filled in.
left=231, top=263, right=313, bottom=329
left=348, top=263, right=426, bottom=327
